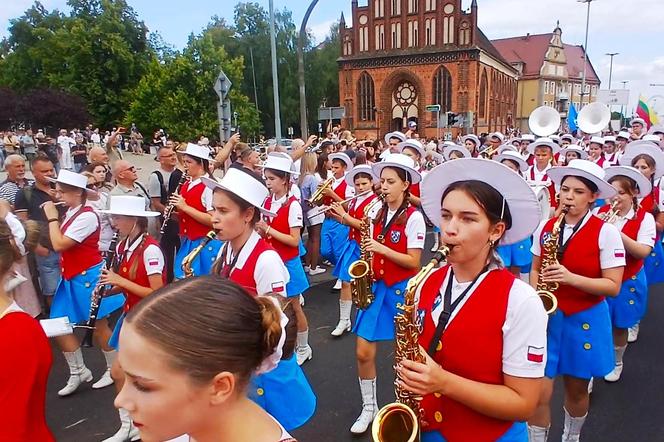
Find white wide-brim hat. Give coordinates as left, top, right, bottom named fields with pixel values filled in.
left=100, top=195, right=160, bottom=217
left=521, top=134, right=536, bottom=142
left=48, top=169, right=94, bottom=192
left=329, top=152, right=353, bottom=170
left=619, top=141, right=664, bottom=179
left=589, top=136, right=605, bottom=145
left=527, top=137, right=560, bottom=155
left=184, top=142, right=212, bottom=160
left=345, top=164, right=378, bottom=186
left=497, top=144, right=518, bottom=155
left=461, top=134, right=480, bottom=147
left=604, top=136, right=617, bottom=144
left=372, top=153, right=421, bottom=184
left=559, top=145, right=589, bottom=160
left=489, top=132, right=505, bottom=142
left=617, top=131, right=630, bottom=140
left=397, top=140, right=425, bottom=158
left=561, top=134, right=575, bottom=143
left=442, top=144, right=471, bottom=161
left=631, top=118, right=646, bottom=127
left=643, top=134, right=661, bottom=143
left=260, top=153, right=300, bottom=176
left=384, top=131, right=407, bottom=145
left=650, top=126, right=664, bottom=135
left=604, top=166, right=652, bottom=198
left=202, top=168, right=276, bottom=217
left=421, top=158, right=541, bottom=245
left=547, top=159, right=616, bottom=198
left=494, top=151, right=529, bottom=172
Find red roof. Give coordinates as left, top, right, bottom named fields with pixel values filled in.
left=491, top=33, right=600, bottom=83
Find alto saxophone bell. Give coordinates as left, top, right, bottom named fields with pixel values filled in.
left=371, top=402, right=420, bottom=442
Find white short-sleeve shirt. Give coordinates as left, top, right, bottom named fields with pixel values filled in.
left=62, top=205, right=99, bottom=243
left=375, top=208, right=426, bottom=249
left=591, top=207, right=657, bottom=248
left=188, top=177, right=214, bottom=211
left=117, top=235, right=165, bottom=276
left=266, top=194, right=303, bottom=228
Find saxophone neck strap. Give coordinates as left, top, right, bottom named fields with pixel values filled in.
left=376, top=202, right=407, bottom=243
left=557, top=211, right=587, bottom=260
left=219, top=239, right=247, bottom=278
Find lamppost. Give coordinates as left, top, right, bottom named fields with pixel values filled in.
left=606, top=52, right=618, bottom=89
left=620, top=80, right=629, bottom=126
left=297, top=0, right=320, bottom=139
left=268, top=0, right=282, bottom=144
left=578, top=0, right=596, bottom=107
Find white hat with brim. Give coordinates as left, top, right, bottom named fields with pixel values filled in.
left=547, top=159, right=616, bottom=199
left=604, top=166, right=652, bottom=198
left=551, top=135, right=561, bottom=144
left=384, top=131, right=407, bottom=145
left=397, top=140, right=426, bottom=158
left=372, top=153, right=421, bottom=184
left=643, top=134, right=661, bottom=143
left=560, top=145, right=589, bottom=160
left=589, top=136, right=605, bottom=145
left=619, top=141, right=664, bottom=179
left=184, top=142, right=212, bottom=160
left=617, top=131, right=630, bottom=140
left=561, top=134, right=575, bottom=143
left=48, top=169, right=95, bottom=193
left=527, top=137, right=560, bottom=155
left=442, top=144, right=471, bottom=161
left=521, top=134, right=536, bottom=142
left=461, top=134, right=480, bottom=147
left=260, top=153, right=300, bottom=176
left=651, top=126, right=664, bottom=135
left=631, top=118, right=646, bottom=127
left=346, top=164, right=378, bottom=186
left=421, top=158, right=541, bottom=245
left=329, top=152, right=353, bottom=170
left=494, top=151, right=529, bottom=172
left=490, top=132, right=505, bottom=142
left=100, top=195, right=160, bottom=217
left=202, top=168, right=276, bottom=217
left=497, top=144, right=519, bottom=155
left=604, top=136, right=617, bottom=143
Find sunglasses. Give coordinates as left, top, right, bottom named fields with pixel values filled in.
left=121, top=166, right=137, bottom=174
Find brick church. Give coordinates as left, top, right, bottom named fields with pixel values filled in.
left=338, top=0, right=517, bottom=139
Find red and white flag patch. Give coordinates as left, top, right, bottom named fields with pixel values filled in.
left=148, top=259, right=159, bottom=267
left=417, top=232, right=425, bottom=241
left=271, top=281, right=285, bottom=294
left=614, top=249, right=625, bottom=258
left=527, top=346, right=544, bottom=363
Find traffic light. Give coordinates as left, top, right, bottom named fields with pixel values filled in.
left=447, top=112, right=459, bottom=127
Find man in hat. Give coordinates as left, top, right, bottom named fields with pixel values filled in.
left=487, top=132, right=505, bottom=153
left=630, top=118, right=646, bottom=140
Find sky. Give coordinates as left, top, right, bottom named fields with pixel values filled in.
left=2, top=0, right=663, bottom=116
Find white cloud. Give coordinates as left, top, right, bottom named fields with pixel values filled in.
left=0, top=0, right=69, bottom=39
left=308, top=19, right=336, bottom=44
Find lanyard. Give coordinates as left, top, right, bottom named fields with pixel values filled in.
left=377, top=204, right=406, bottom=242
left=219, top=242, right=246, bottom=278
left=557, top=212, right=587, bottom=260
left=427, top=265, right=489, bottom=356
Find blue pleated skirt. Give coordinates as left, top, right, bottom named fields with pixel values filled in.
left=50, top=262, right=125, bottom=324
left=545, top=301, right=614, bottom=379
left=333, top=239, right=360, bottom=282
left=607, top=268, right=648, bottom=329
left=644, top=239, right=664, bottom=285
left=353, top=278, right=408, bottom=342
left=173, top=236, right=223, bottom=279
left=497, top=237, right=532, bottom=268
left=108, top=312, right=126, bottom=350
left=284, top=257, right=310, bottom=297
left=249, top=354, right=317, bottom=431
left=422, top=422, right=527, bottom=442
left=320, top=218, right=350, bottom=265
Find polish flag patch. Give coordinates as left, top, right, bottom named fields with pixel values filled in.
left=271, top=281, right=285, bottom=293
left=527, top=346, right=544, bottom=363
left=614, top=249, right=625, bottom=258
left=148, top=259, right=159, bottom=267
left=417, top=232, right=425, bottom=240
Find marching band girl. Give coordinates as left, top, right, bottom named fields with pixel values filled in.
left=257, top=154, right=312, bottom=365
left=98, top=196, right=165, bottom=442
left=42, top=170, right=125, bottom=396
left=171, top=143, right=222, bottom=279
left=559, top=145, right=588, bottom=166
left=397, top=139, right=426, bottom=205
left=350, top=153, right=425, bottom=434
left=587, top=138, right=606, bottom=167
left=594, top=167, right=655, bottom=382
left=397, top=158, right=547, bottom=442
left=114, top=276, right=298, bottom=442
left=461, top=135, right=481, bottom=157
left=327, top=164, right=379, bottom=337
left=528, top=160, right=625, bottom=442
left=298, top=152, right=325, bottom=276
left=526, top=138, right=559, bottom=183
left=203, top=168, right=316, bottom=431
left=442, top=144, right=472, bottom=162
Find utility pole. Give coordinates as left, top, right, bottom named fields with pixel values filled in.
left=578, top=0, right=594, bottom=107
left=298, top=0, right=320, bottom=139
left=268, top=0, right=282, bottom=144
left=606, top=52, right=618, bottom=89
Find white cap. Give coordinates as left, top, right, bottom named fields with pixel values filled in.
left=384, top=131, right=407, bottom=145
left=604, top=166, right=652, bottom=198
left=329, top=152, right=353, bottom=170
left=202, top=168, right=276, bottom=217
left=489, top=132, right=505, bottom=142
left=442, top=144, right=471, bottom=161
left=561, top=134, right=575, bottom=143
left=184, top=142, right=212, bottom=160
left=345, top=164, right=378, bottom=186
left=497, top=144, right=519, bottom=155
left=547, top=159, right=616, bottom=198
left=397, top=139, right=425, bottom=158
left=619, top=141, right=664, bottom=179
left=372, top=153, right=421, bottom=184
left=494, top=151, right=529, bottom=172
left=261, top=153, right=299, bottom=176
left=643, top=134, right=661, bottom=143
left=100, top=196, right=160, bottom=217
left=527, top=137, right=561, bottom=155
left=559, top=145, right=589, bottom=160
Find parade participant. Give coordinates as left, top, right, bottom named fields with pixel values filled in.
left=595, top=167, right=655, bottom=382
left=526, top=138, right=559, bottom=183
left=298, top=153, right=325, bottom=276
left=561, top=134, right=575, bottom=147
left=616, top=131, right=630, bottom=154
left=380, top=131, right=407, bottom=160
left=488, top=132, right=505, bottom=152
left=510, top=137, right=522, bottom=151
left=0, top=217, right=54, bottom=441
left=82, top=172, right=114, bottom=253
left=559, top=145, right=588, bottom=165
left=442, top=144, right=472, bottom=161
left=42, top=170, right=125, bottom=396
left=461, top=134, right=481, bottom=157
left=528, top=159, right=625, bottom=442
left=327, top=164, right=379, bottom=337
left=630, top=118, right=646, bottom=141
left=587, top=137, right=609, bottom=168
left=603, top=136, right=620, bottom=165
left=394, top=158, right=546, bottom=442
left=520, top=134, right=536, bottom=164
left=257, top=154, right=312, bottom=365
left=398, top=139, right=427, bottom=204
left=114, top=276, right=299, bottom=442
left=350, top=153, right=425, bottom=434
left=95, top=196, right=164, bottom=442
left=203, top=167, right=316, bottom=431
left=171, top=143, right=222, bottom=279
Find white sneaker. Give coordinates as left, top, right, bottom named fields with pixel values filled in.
left=299, top=294, right=305, bottom=306
left=58, top=368, right=93, bottom=396
left=92, top=368, right=114, bottom=389
left=331, top=319, right=352, bottom=337
left=628, top=324, right=640, bottom=343
left=332, top=279, right=342, bottom=290
left=604, top=364, right=624, bottom=382
left=102, top=409, right=141, bottom=442
left=587, top=377, right=593, bottom=394
left=296, top=345, right=313, bottom=365
left=309, top=266, right=326, bottom=276
left=303, top=265, right=311, bottom=273
left=350, top=405, right=377, bottom=434
left=322, top=260, right=333, bottom=266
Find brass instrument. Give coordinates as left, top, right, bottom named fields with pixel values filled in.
left=349, top=195, right=385, bottom=309
left=599, top=200, right=620, bottom=224
left=372, top=246, right=452, bottom=442
left=479, top=146, right=498, bottom=159
left=160, top=172, right=189, bottom=234
left=306, top=190, right=373, bottom=219
left=308, top=176, right=335, bottom=206
left=536, top=206, right=568, bottom=315
left=181, top=231, right=217, bottom=278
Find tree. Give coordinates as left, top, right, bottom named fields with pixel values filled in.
left=304, top=22, right=340, bottom=134
left=16, top=88, right=90, bottom=131
left=0, top=88, right=18, bottom=129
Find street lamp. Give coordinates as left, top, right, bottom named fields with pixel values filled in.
left=269, top=0, right=282, bottom=144
left=620, top=80, right=629, bottom=126
left=605, top=52, right=618, bottom=89
left=578, top=0, right=596, bottom=106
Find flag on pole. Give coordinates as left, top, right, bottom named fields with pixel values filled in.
left=568, top=102, right=578, bottom=132
left=636, top=96, right=653, bottom=128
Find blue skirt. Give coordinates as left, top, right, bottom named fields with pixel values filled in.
left=497, top=237, right=532, bottom=269
left=249, top=354, right=317, bottom=431
left=644, top=239, right=664, bottom=285
left=320, top=218, right=350, bottom=265
left=284, top=257, right=310, bottom=297
left=173, top=236, right=223, bottom=279
left=422, top=422, right=527, bottom=442
left=607, top=268, right=648, bottom=329
left=333, top=239, right=360, bottom=282
left=50, top=262, right=125, bottom=324
left=353, top=279, right=408, bottom=342
left=108, top=312, right=126, bottom=350
left=545, top=301, right=614, bottom=379
left=298, top=239, right=307, bottom=257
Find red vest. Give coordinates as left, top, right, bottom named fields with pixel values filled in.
left=597, top=205, right=646, bottom=280
left=60, top=206, right=102, bottom=280
left=529, top=167, right=557, bottom=208
left=263, top=195, right=299, bottom=262
left=348, top=194, right=377, bottom=242
left=525, top=153, right=534, bottom=166
left=224, top=238, right=275, bottom=296
left=409, top=182, right=421, bottom=198
left=417, top=266, right=514, bottom=442
left=117, top=236, right=165, bottom=313
left=322, top=178, right=347, bottom=207
left=640, top=187, right=660, bottom=214
left=539, top=214, right=604, bottom=315
left=592, top=156, right=606, bottom=168
left=372, top=206, right=418, bottom=286
left=178, top=180, right=210, bottom=240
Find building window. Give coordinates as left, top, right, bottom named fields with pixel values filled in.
left=433, top=65, right=453, bottom=112
left=425, top=0, right=436, bottom=11
left=358, top=72, right=376, bottom=121
left=391, top=0, right=401, bottom=15
left=391, top=22, right=401, bottom=49
left=408, top=0, right=418, bottom=14
left=544, top=81, right=549, bottom=94
left=425, top=18, right=436, bottom=45
left=459, top=21, right=470, bottom=45
left=584, top=84, right=590, bottom=94
left=375, top=24, right=385, bottom=50
left=479, top=69, right=488, bottom=119
left=443, top=16, right=455, bottom=44
left=591, top=85, right=597, bottom=95
left=375, top=0, right=385, bottom=18
left=343, top=36, right=352, bottom=55
left=359, top=27, right=369, bottom=52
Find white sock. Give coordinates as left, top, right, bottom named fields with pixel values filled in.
left=297, top=329, right=309, bottom=349
left=526, top=424, right=549, bottom=442
left=614, top=345, right=627, bottom=365
left=562, top=407, right=587, bottom=441
left=340, top=300, right=352, bottom=322
left=102, top=349, right=117, bottom=369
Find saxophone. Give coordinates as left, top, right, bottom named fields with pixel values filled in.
left=372, top=246, right=452, bottom=442
left=181, top=231, right=217, bottom=278
left=536, top=206, right=569, bottom=315
left=349, top=194, right=385, bottom=309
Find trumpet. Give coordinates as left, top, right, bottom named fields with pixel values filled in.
left=599, top=200, right=620, bottom=224
left=306, top=190, right=373, bottom=219
left=181, top=231, right=217, bottom=278
left=478, top=146, right=498, bottom=159
left=308, top=176, right=335, bottom=206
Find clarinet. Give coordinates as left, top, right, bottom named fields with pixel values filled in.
left=81, top=232, right=119, bottom=348
left=160, top=172, right=189, bottom=234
